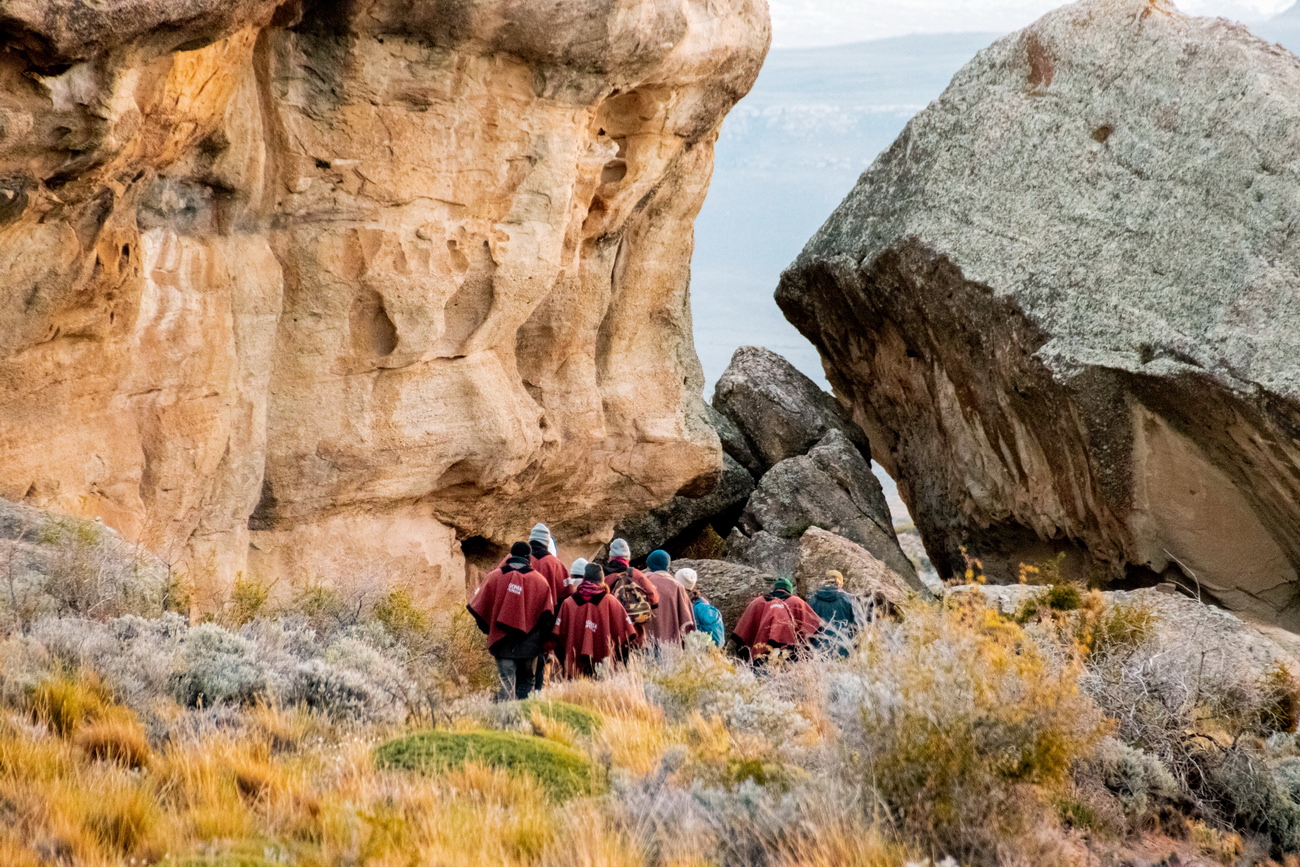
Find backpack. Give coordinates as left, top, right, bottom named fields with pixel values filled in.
left=612, top=572, right=653, bottom=625
left=693, top=598, right=725, bottom=647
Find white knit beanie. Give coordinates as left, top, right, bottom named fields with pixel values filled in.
left=675, top=568, right=698, bottom=591
left=569, top=557, right=589, bottom=580
left=609, top=538, right=631, bottom=560
left=529, top=523, right=552, bottom=545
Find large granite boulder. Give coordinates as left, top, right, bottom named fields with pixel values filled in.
left=712, top=345, right=870, bottom=475
left=732, top=430, right=921, bottom=588
left=615, top=454, right=755, bottom=558
left=671, top=558, right=774, bottom=630
left=725, top=528, right=800, bottom=578
left=794, top=527, right=922, bottom=604
left=777, top=0, right=1300, bottom=630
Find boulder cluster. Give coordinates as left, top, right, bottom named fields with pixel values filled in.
left=616, top=346, right=929, bottom=627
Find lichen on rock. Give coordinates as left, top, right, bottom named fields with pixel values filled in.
left=778, top=0, right=1300, bottom=630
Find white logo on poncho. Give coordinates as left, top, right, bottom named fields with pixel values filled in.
left=585, top=620, right=598, bottom=631
left=507, top=583, right=524, bottom=595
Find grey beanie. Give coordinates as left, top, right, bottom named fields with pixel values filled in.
left=609, top=538, right=631, bottom=560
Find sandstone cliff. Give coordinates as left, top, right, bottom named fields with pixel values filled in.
left=778, top=0, right=1300, bottom=629
left=0, top=0, right=769, bottom=609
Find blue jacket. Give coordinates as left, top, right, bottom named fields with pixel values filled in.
left=692, top=597, right=725, bottom=647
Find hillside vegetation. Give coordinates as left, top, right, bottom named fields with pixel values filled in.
left=2, top=525, right=1300, bottom=865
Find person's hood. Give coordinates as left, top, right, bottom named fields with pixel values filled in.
left=504, top=556, right=532, bottom=572
left=813, top=586, right=843, bottom=601
left=573, top=581, right=608, bottom=603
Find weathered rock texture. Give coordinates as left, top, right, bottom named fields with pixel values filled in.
left=614, top=454, right=754, bottom=559
left=672, top=557, right=772, bottom=630
left=0, top=0, right=770, bottom=609
left=777, top=0, right=1300, bottom=630
left=732, top=430, right=921, bottom=586
left=793, top=526, right=918, bottom=605
left=713, top=345, right=869, bottom=475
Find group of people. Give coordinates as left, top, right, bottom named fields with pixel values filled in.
left=467, top=523, right=872, bottom=700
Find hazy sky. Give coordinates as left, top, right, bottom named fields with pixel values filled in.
left=769, top=0, right=1295, bottom=47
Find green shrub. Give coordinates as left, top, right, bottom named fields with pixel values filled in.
left=1079, top=595, right=1156, bottom=657
left=836, top=598, right=1107, bottom=861
left=519, top=699, right=602, bottom=736
left=224, top=575, right=272, bottom=627
left=1202, top=748, right=1300, bottom=857
left=1057, top=797, right=1100, bottom=831
left=373, top=588, right=431, bottom=642
left=1013, top=583, right=1084, bottom=624
left=1090, top=737, right=1179, bottom=815
left=375, top=730, right=594, bottom=801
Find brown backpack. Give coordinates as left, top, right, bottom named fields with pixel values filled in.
left=612, top=572, right=653, bottom=625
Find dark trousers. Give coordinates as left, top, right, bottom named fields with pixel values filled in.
left=495, top=657, right=536, bottom=701
left=533, top=654, right=547, bottom=693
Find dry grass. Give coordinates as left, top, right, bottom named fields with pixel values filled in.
left=4, top=562, right=1300, bottom=865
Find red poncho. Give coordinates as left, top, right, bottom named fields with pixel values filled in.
left=497, top=552, right=570, bottom=601
left=467, top=565, right=555, bottom=651
left=552, top=581, right=636, bottom=678
left=732, top=593, right=822, bottom=657
left=644, top=570, right=695, bottom=645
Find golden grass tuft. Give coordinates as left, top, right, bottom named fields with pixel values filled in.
left=73, top=707, right=151, bottom=769
left=27, top=673, right=110, bottom=737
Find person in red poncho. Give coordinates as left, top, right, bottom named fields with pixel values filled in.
left=468, top=541, right=556, bottom=701
left=601, top=537, right=659, bottom=644
left=495, top=523, right=570, bottom=601
left=552, top=563, right=636, bottom=678
left=642, top=549, right=695, bottom=647
left=493, top=523, right=570, bottom=693
left=732, top=577, right=822, bottom=664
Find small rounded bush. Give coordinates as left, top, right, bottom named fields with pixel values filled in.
left=518, top=699, right=603, bottom=736
left=375, top=729, right=593, bottom=800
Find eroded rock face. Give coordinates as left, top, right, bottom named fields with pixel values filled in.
left=614, top=454, right=754, bottom=559
left=0, top=0, right=770, bottom=610
left=777, top=0, right=1300, bottom=630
